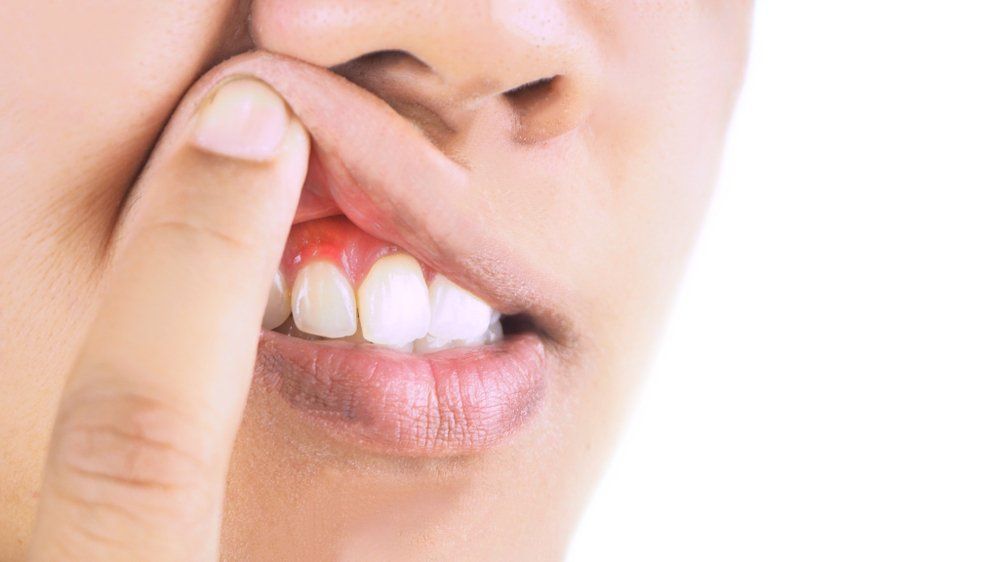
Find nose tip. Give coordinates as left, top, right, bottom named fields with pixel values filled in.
left=250, top=0, right=599, bottom=143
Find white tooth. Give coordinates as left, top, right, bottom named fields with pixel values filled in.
left=462, top=331, right=489, bottom=346
left=291, top=261, right=357, bottom=338
left=414, top=334, right=451, bottom=354
left=414, top=327, right=495, bottom=354
left=386, top=341, right=415, bottom=353
left=426, top=275, right=493, bottom=343
left=262, top=271, right=291, bottom=329
left=485, top=317, right=503, bottom=344
left=358, top=253, right=431, bottom=347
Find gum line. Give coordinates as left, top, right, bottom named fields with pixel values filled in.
left=281, top=216, right=431, bottom=285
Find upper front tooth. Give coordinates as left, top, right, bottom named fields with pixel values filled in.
left=427, top=275, right=493, bottom=342
left=262, top=271, right=291, bottom=330
left=291, top=261, right=357, bottom=338
left=358, top=253, right=431, bottom=347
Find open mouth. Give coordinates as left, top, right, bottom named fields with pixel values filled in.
left=257, top=211, right=547, bottom=457
left=266, top=216, right=506, bottom=353
left=213, top=53, right=568, bottom=457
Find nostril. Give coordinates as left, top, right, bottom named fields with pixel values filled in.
left=502, top=75, right=589, bottom=144
left=331, top=49, right=430, bottom=77
left=503, top=76, right=560, bottom=130
left=329, top=50, right=455, bottom=144
left=503, top=75, right=559, bottom=106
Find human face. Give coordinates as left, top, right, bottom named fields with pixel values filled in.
left=0, top=1, right=751, bottom=559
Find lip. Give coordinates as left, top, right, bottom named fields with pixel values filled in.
left=181, top=51, right=570, bottom=455
left=257, top=332, right=545, bottom=455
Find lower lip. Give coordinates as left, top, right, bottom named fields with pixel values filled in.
left=255, top=331, right=547, bottom=456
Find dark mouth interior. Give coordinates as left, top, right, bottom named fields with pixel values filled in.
left=500, top=313, right=537, bottom=337
left=273, top=315, right=538, bottom=338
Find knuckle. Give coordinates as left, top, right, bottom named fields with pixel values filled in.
left=50, top=386, right=215, bottom=523
left=141, top=215, right=256, bottom=255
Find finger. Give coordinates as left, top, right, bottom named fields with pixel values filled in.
left=29, top=77, right=309, bottom=561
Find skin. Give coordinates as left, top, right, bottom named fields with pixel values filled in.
left=0, top=1, right=752, bottom=560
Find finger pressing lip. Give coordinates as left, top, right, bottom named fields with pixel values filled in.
left=71, top=76, right=309, bottom=428
left=185, top=51, right=576, bottom=347
left=171, top=51, right=576, bottom=455
left=32, top=78, right=310, bottom=559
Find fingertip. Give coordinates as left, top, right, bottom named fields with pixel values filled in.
left=192, top=77, right=291, bottom=161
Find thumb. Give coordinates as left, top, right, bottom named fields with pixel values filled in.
left=29, top=77, right=308, bottom=560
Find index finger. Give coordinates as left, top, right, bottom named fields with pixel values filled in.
left=29, top=76, right=309, bottom=560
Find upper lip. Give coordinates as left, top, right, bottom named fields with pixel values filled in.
left=195, top=51, right=571, bottom=345
left=185, top=51, right=573, bottom=454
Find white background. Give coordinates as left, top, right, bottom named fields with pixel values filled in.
left=569, top=3, right=1000, bottom=561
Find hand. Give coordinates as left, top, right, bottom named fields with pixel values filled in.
left=27, top=76, right=310, bottom=561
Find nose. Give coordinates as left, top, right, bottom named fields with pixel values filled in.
left=251, top=0, right=599, bottom=143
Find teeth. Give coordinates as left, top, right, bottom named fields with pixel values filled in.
left=412, top=325, right=500, bottom=354
left=387, top=341, right=415, bottom=353
left=413, top=334, right=451, bottom=354
left=485, top=315, right=504, bottom=344
left=358, top=253, right=431, bottom=347
left=426, top=275, right=494, bottom=342
left=276, top=252, right=502, bottom=352
left=414, top=302, right=503, bottom=354
left=262, top=271, right=291, bottom=329
left=291, top=261, right=358, bottom=338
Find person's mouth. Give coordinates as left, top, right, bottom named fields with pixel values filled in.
left=193, top=52, right=574, bottom=457
left=256, top=209, right=548, bottom=457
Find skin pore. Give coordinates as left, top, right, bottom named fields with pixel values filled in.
left=0, top=1, right=751, bottom=560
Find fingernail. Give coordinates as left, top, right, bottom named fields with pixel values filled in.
left=192, top=77, right=290, bottom=161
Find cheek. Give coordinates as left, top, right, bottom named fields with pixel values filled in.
left=590, top=4, right=750, bottom=323
left=451, top=3, right=750, bottom=372
left=0, top=1, right=247, bottom=314
left=2, top=1, right=245, bottom=247
left=0, top=1, right=247, bottom=528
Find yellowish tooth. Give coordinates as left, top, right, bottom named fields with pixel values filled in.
left=262, top=271, right=291, bottom=330
left=291, top=261, right=357, bottom=338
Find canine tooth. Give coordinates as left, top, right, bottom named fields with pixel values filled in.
left=427, top=275, right=493, bottom=342
left=358, top=253, right=430, bottom=347
left=262, top=271, right=291, bottom=329
left=291, top=261, right=357, bottom=338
